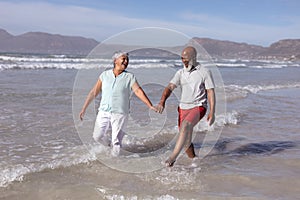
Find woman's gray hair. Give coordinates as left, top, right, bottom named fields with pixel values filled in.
left=112, top=51, right=129, bottom=61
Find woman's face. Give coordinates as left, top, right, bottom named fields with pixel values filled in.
left=114, top=55, right=129, bottom=70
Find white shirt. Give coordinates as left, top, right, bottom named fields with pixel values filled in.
left=170, top=65, right=215, bottom=109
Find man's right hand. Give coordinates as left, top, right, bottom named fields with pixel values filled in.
left=155, top=104, right=165, bottom=114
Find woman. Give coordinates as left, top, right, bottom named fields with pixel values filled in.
left=80, top=51, right=157, bottom=156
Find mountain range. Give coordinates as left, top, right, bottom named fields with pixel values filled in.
left=0, top=28, right=299, bottom=60
left=0, top=29, right=98, bottom=55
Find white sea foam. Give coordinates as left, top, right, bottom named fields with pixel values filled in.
left=95, top=186, right=179, bottom=200
left=227, top=83, right=300, bottom=95
left=0, top=58, right=179, bottom=70
left=250, top=64, right=289, bottom=69
left=194, top=110, right=241, bottom=132
left=1, top=54, right=299, bottom=70
left=215, top=58, right=299, bottom=69
left=225, top=85, right=249, bottom=101
left=217, top=62, right=299, bottom=69
left=216, top=63, right=247, bottom=68
left=0, top=145, right=98, bottom=187
left=0, top=55, right=88, bottom=63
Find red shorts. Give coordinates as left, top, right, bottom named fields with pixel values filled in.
left=178, top=106, right=206, bottom=129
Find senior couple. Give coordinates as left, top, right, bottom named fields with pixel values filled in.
left=79, top=46, right=215, bottom=167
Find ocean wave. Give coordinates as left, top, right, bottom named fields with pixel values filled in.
left=215, top=59, right=299, bottom=69
left=249, top=64, right=289, bottom=69
left=1, top=54, right=299, bottom=70
left=216, top=63, right=247, bottom=68
left=0, top=63, right=180, bottom=70
left=0, top=56, right=181, bottom=70
left=0, top=55, right=177, bottom=64
left=95, top=186, right=179, bottom=200
left=225, top=86, right=249, bottom=101
left=216, top=62, right=300, bottom=69
left=194, top=110, right=241, bottom=132
left=0, top=145, right=99, bottom=187
left=0, top=55, right=89, bottom=63
left=226, top=83, right=300, bottom=95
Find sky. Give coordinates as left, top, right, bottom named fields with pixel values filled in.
left=0, top=0, right=299, bottom=46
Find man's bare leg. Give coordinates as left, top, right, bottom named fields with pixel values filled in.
left=165, top=120, right=193, bottom=167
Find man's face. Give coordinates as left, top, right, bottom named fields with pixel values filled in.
left=181, top=50, right=196, bottom=72
left=181, top=54, right=191, bottom=68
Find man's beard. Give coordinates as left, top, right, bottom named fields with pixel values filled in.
left=184, top=61, right=194, bottom=72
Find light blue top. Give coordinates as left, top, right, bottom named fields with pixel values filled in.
left=99, top=69, right=137, bottom=114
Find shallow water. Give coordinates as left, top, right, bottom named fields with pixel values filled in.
left=1, top=56, right=300, bottom=199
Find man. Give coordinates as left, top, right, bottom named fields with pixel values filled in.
left=156, top=46, right=216, bottom=167
left=80, top=51, right=157, bottom=156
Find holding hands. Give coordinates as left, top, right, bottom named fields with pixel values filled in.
left=155, top=103, right=165, bottom=114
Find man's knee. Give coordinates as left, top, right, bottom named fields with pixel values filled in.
left=180, top=120, right=193, bottom=132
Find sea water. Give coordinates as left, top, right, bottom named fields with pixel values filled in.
left=0, top=54, right=300, bottom=199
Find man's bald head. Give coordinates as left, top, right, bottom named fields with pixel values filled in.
left=181, top=46, right=197, bottom=71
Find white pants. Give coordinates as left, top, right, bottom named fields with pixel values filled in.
left=93, top=111, right=128, bottom=146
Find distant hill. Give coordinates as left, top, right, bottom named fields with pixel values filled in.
left=0, top=28, right=98, bottom=55
left=259, top=39, right=300, bottom=60
left=193, top=38, right=266, bottom=59
left=193, top=37, right=300, bottom=60
left=0, top=28, right=299, bottom=60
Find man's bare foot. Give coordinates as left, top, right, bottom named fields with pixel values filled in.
left=165, top=157, right=176, bottom=167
